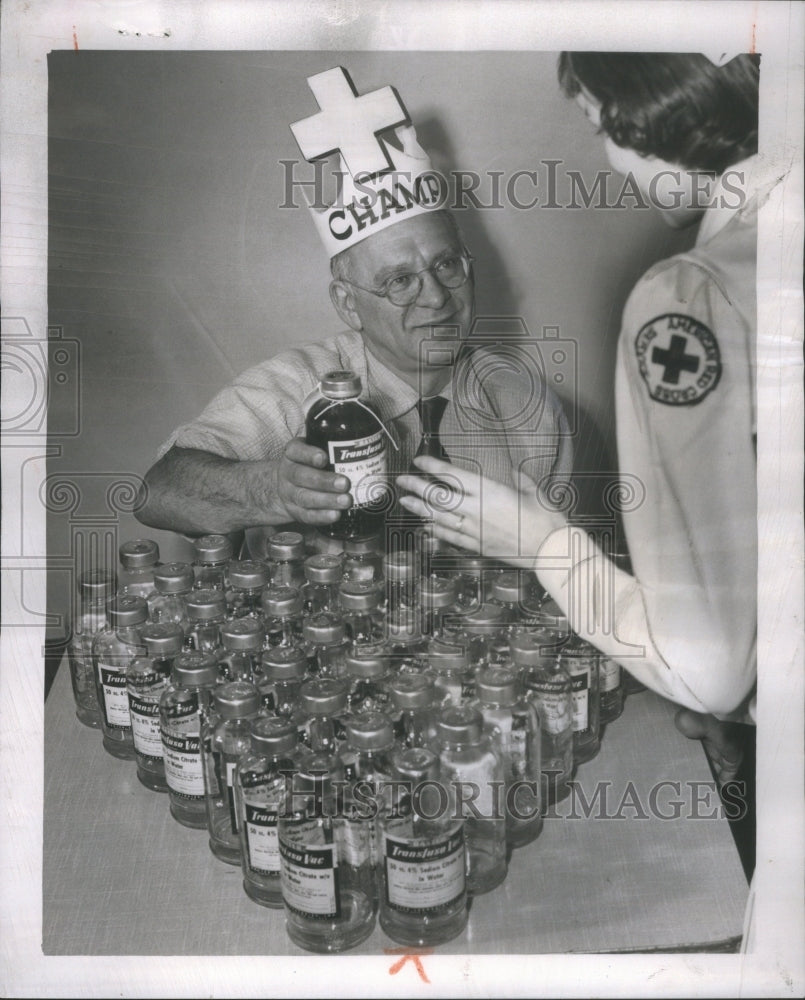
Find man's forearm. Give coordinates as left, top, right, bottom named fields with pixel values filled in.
left=134, top=446, right=288, bottom=535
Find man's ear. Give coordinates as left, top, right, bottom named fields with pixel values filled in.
left=330, top=281, right=363, bottom=332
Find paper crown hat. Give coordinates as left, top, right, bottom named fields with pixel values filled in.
left=290, top=66, right=443, bottom=258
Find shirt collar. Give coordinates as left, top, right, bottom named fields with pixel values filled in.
left=696, top=154, right=778, bottom=246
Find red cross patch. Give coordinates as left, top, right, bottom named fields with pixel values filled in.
left=634, top=314, right=721, bottom=406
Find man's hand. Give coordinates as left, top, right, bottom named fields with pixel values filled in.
left=272, top=438, right=352, bottom=525
left=674, top=708, right=745, bottom=788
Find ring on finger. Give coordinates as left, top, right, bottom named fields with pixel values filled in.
left=454, top=513, right=465, bottom=531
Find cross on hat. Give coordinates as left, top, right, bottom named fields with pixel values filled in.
left=290, top=66, right=410, bottom=177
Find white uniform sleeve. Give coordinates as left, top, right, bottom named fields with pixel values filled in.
left=537, top=255, right=756, bottom=720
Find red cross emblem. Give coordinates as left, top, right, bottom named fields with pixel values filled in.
left=635, top=313, right=721, bottom=406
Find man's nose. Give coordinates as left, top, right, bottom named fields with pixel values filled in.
left=415, top=268, right=450, bottom=309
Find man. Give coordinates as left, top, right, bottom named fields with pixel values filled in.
left=135, top=68, right=571, bottom=542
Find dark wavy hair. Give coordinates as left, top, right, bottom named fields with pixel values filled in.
left=557, top=52, right=759, bottom=174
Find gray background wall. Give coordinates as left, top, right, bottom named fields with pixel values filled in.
left=46, top=50, right=695, bottom=642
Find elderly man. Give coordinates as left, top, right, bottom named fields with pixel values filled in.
left=135, top=68, right=571, bottom=540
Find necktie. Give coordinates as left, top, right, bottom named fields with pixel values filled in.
left=412, top=395, right=450, bottom=470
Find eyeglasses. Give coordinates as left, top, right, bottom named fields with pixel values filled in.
left=339, top=251, right=474, bottom=307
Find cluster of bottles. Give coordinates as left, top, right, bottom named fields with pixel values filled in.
left=65, top=530, right=636, bottom=952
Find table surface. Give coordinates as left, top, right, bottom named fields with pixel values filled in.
left=43, top=659, right=748, bottom=956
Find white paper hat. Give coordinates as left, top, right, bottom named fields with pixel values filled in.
left=290, top=66, right=444, bottom=258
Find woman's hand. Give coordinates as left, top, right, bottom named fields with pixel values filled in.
left=396, top=455, right=567, bottom=563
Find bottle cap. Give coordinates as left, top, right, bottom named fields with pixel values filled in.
left=339, top=579, right=382, bottom=610
left=344, top=646, right=390, bottom=678
left=185, top=589, right=227, bottom=621
left=344, top=534, right=380, bottom=556
left=419, top=575, right=457, bottom=608
left=389, top=672, right=434, bottom=710
left=250, top=715, right=299, bottom=755
left=107, top=594, right=148, bottom=627
left=346, top=710, right=395, bottom=751
left=490, top=570, right=530, bottom=605
left=392, top=746, right=440, bottom=784
left=302, top=612, right=345, bottom=645
left=221, top=618, right=265, bottom=651
left=268, top=531, right=305, bottom=561
left=383, top=551, right=416, bottom=582
left=78, top=569, right=117, bottom=600
left=261, top=585, right=303, bottom=617
left=193, top=534, right=233, bottom=563
left=119, top=538, right=160, bottom=569
left=509, top=631, right=559, bottom=666
left=436, top=705, right=482, bottom=743
left=173, top=651, right=219, bottom=687
left=303, top=553, right=344, bottom=583
left=152, top=562, right=194, bottom=594
left=319, top=369, right=362, bottom=399
left=476, top=667, right=519, bottom=706
left=427, top=638, right=469, bottom=671
left=291, top=752, right=344, bottom=795
left=261, top=645, right=309, bottom=681
left=227, top=559, right=269, bottom=590
left=127, top=655, right=164, bottom=684
left=213, top=680, right=261, bottom=719
left=459, top=602, right=506, bottom=634
left=299, top=677, right=349, bottom=716
left=140, top=622, right=184, bottom=657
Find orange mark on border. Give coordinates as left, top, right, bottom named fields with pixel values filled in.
left=384, top=946, right=433, bottom=983
left=750, top=22, right=756, bottom=54
left=72, top=25, right=79, bottom=50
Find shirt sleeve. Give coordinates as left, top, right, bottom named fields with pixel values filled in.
left=537, top=255, right=757, bottom=720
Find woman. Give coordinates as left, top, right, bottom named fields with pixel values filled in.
left=399, top=52, right=774, bottom=780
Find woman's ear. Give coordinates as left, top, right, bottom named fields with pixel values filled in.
left=330, top=280, right=363, bottom=332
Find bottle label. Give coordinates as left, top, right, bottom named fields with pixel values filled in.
left=244, top=802, right=281, bottom=875
left=384, top=829, right=465, bottom=914
left=569, top=664, right=591, bottom=734
left=98, top=664, right=131, bottom=730
left=129, top=695, right=164, bottom=761
left=600, top=657, right=621, bottom=692
left=328, top=431, right=386, bottom=508
left=280, top=825, right=341, bottom=919
left=161, top=730, right=204, bottom=798
left=524, top=678, right=571, bottom=736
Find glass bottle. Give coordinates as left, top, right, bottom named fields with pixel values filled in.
left=235, top=716, right=304, bottom=908
left=301, top=553, right=344, bottom=615
left=278, top=753, right=376, bottom=952
left=304, top=369, right=389, bottom=541
left=383, top=550, right=418, bottom=614
left=185, top=588, right=228, bottom=663
left=303, top=612, right=349, bottom=679
left=192, top=533, right=233, bottom=590
left=127, top=622, right=184, bottom=792
left=377, top=747, right=468, bottom=946
left=343, top=645, right=394, bottom=716
left=67, top=568, right=116, bottom=728
left=488, top=570, right=536, bottom=631
left=159, top=651, right=220, bottom=829
left=219, top=618, right=264, bottom=683
left=256, top=645, right=308, bottom=719
left=261, top=586, right=304, bottom=649
left=92, top=594, right=148, bottom=760
left=226, top=559, right=268, bottom=620
left=419, top=574, right=460, bottom=640
left=434, top=705, right=507, bottom=895
left=427, top=638, right=474, bottom=707
left=202, top=680, right=263, bottom=865
left=342, top=534, right=383, bottom=584
left=511, top=631, right=574, bottom=805
left=470, top=667, right=542, bottom=849
left=266, top=531, right=306, bottom=589
left=431, top=550, right=485, bottom=612
left=389, top=673, right=437, bottom=749
left=339, top=580, right=385, bottom=645
left=298, top=677, right=350, bottom=754
left=118, top=538, right=160, bottom=598
left=449, top=602, right=506, bottom=674
left=599, top=656, right=625, bottom=725
left=147, top=561, right=194, bottom=633
left=560, top=635, right=602, bottom=765
left=385, top=610, right=428, bottom=673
